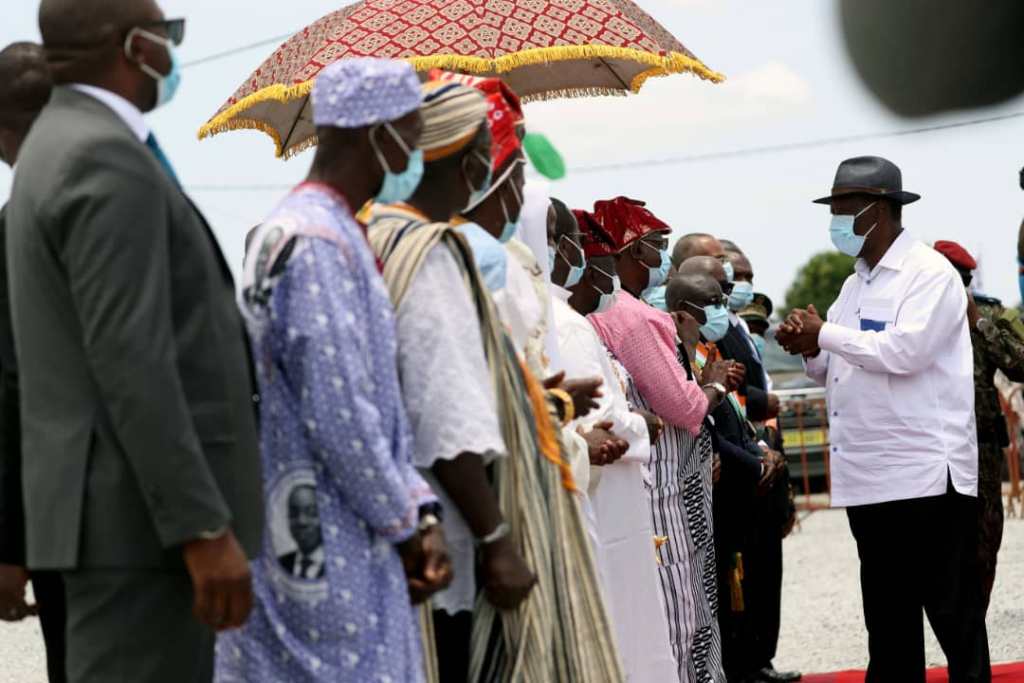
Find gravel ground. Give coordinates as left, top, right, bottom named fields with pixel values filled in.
left=3, top=506, right=1022, bottom=681
left=775, top=504, right=1024, bottom=675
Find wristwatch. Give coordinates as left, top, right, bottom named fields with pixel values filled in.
left=476, top=521, right=511, bottom=546
left=703, top=382, right=728, bottom=402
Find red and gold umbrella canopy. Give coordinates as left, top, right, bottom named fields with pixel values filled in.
left=198, top=0, right=724, bottom=158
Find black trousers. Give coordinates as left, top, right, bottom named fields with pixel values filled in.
left=745, top=507, right=784, bottom=671
left=847, top=486, right=991, bottom=683
left=63, top=570, right=214, bottom=683
left=31, top=570, right=66, bottom=683
left=434, top=609, right=472, bottom=683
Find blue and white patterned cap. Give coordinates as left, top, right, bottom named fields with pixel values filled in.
left=312, top=57, right=422, bottom=129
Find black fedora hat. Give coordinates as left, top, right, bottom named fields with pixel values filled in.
left=813, top=155, right=921, bottom=205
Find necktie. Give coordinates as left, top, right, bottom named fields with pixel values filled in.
left=145, top=132, right=180, bottom=187
left=299, top=557, right=313, bottom=579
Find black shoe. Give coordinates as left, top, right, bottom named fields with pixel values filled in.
left=758, top=666, right=802, bottom=682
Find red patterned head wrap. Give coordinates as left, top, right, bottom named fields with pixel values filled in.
left=592, top=196, right=670, bottom=252
left=574, top=209, right=617, bottom=258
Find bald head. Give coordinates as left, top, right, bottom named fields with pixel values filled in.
left=720, top=239, right=743, bottom=254
left=0, top=43, right=51, bottom=123
left=39, top=0, right=162, bottom=85
left=0, top=43, right=52, bottom=166
left=665, top=272, right=721, bottom=313
left=678, top=255, right=726, bottom=283
left=672, top=232, right=726, bottom=267
left=40, top=0, right=157, bottom=47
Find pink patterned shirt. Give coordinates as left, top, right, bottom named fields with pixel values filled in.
left=589, top=291, right=708, bottom=435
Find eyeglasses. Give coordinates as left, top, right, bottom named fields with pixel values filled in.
left=139, top=18, right=186, bottom=46
left=685, top=297, right=728, bottom=313
left=639, top=237, right=668, bottom=253
left=719, top=280, right=734, bottom=295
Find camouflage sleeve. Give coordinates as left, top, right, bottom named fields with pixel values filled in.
left=978, top=305, right=1024, bottom=382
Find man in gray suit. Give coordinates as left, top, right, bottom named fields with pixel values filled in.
left=6, top=1, right=263, bottom=681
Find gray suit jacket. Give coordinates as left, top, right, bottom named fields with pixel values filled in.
left=6, top=87, right=262, bottom=570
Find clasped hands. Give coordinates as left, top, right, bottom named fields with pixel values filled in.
left=775, top=304, right=824, bottom=357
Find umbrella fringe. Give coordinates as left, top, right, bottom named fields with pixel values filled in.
left=197, top=46, right=723, bottom=158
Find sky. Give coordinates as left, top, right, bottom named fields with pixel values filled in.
left=2, top=0, right=1022, bottom=307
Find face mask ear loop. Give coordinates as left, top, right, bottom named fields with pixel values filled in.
left=368, top=125, right=393, bottom=176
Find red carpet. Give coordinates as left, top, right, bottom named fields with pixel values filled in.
left=803, top=662, right=1024, bottom=682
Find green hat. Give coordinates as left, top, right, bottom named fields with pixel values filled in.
left=522, top=132, right=565, bottom=180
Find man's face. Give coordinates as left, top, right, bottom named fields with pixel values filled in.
left=729, top=252, right=754, bottom=284
left=287, top=485, right=322, bottom=556
left=830, top=195, right=878, bottom=236
left=634, top=232, right=669, bottom=270
left=680, top=283, right=727, bottom=325
left=374, top=109, right=423, bottom=175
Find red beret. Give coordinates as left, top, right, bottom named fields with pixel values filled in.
left=591, top=196, right=670, bottom=252
left=934, top=240, right=977, bottom=270
left=573, top=209, right=617, bottom=258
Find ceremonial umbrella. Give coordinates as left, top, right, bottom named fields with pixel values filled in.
left=198, top=0, right=724, bottom=159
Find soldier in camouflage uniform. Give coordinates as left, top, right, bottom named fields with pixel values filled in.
left=936, top=241, right=1024, bottom=609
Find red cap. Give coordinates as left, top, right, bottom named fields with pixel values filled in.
left=591, top=196, right=670, bottom=252
left=934, top=240, right=977, bottom=270
left=574, top=209, right=617, bottom=258
left=483, top=92, right=522, bottom=175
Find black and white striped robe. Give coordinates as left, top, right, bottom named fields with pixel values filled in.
left=625, top=362, right=724, bottom=683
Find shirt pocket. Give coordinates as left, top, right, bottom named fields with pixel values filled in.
left=858, top=299, right=896, bottom=332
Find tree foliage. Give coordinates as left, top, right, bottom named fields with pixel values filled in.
left=783, top=251, right=856, bottom=317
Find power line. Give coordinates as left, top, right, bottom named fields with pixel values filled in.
left=570, top=110, right=1024, bottom=174
left=185, top=109, right=1024, bottom=192
left=182, top=32, right=295, bottom=69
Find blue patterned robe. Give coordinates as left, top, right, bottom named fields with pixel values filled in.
left=216, top=183, right=435, bottom=683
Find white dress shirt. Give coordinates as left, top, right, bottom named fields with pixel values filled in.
left=805, top=230, right=977, bottom=507
left=70, top=84, right=149, bottom=141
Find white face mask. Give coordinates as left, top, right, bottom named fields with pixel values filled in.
left=590, top=264, right=620, bottom=314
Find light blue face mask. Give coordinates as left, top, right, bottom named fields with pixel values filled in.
left=643, top=284, right=667, bottom=312
left=830, top=202, right=877, bottom=257
left=497, top=181, right=523, bottom=244
left=129, top=29, right=182, bottom=109
left=370, top=123, right=424, bottom=204
left=464, top=152, right=493, bottom=211
left=728, top=280, right=755, bottom=312
left=689, top=301, right=730, bottom=342
left=552, top=235, right=586, bottom=288
left=752, top=333, right=766, bottom=359
left=639, top=241, right=671, bottom=290
left=722, top=259, right=735, bottom=283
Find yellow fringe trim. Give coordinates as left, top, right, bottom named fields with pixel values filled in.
left=197, top=45, right=724, bottom=158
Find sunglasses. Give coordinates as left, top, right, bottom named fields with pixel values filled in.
left=686, top=296, right=728, bottom=312
left=137, top=18, right=186, bottom=46
left=719, top=280, right=734, bottom=295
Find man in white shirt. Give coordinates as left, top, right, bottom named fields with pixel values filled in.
left=778, top=156, right=989, bottom=683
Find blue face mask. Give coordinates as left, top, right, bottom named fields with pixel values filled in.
left=722, top=259, right=735, bottom=283
left=371, top=123, right=424, bottom=204
left=130, top=29, right=182, bottom=109
left=551, top=235, right=585, bottom=288
left=690, top=302, right=730, bottom=342
left=643, top=284, right=667, bottom=312
left=829, top=202, right=877, bottom=257
left=752, top=333, right=766, bottom=359
left=496, top=182, right=522, bottom=244
left=464, top=152, right=493, bottom=211
left=647, top=249, right=671, bottom=290
left=728, top=280, right=754, bottom=312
